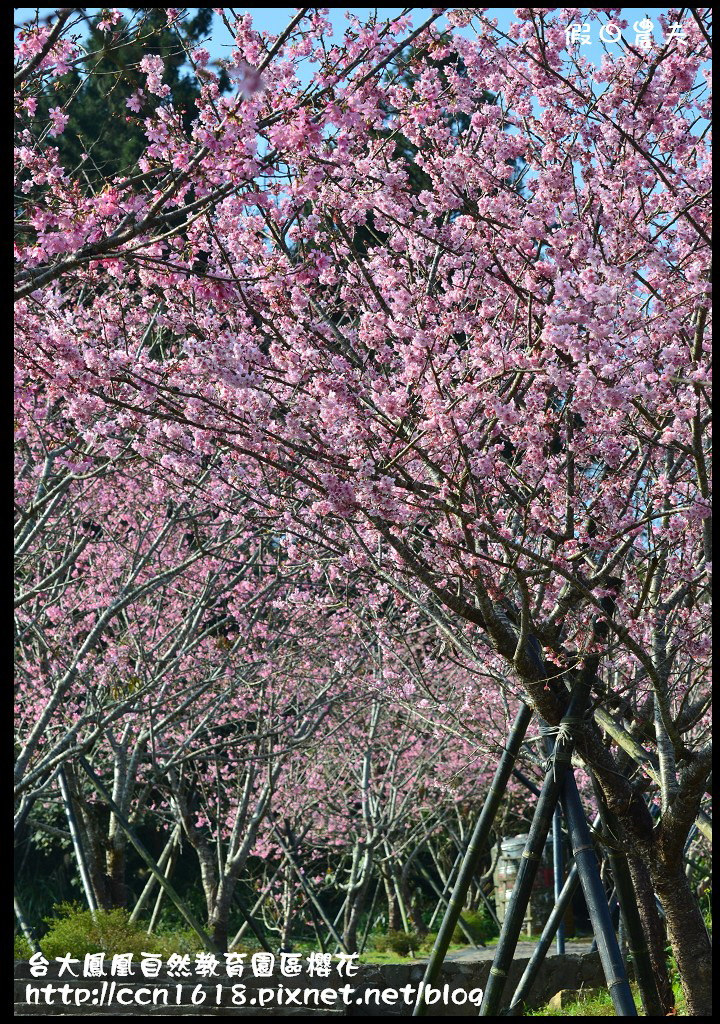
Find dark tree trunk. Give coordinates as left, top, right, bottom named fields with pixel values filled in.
left=410, top=889, right=428, bottom=936
left=626, top=854, right=675, bottom=1014
left=106, top=838, right=129, bottom=908
left=210, top=918, right=229, bottom=954
left=207, top=876, right=238, bottom=954
left=651, top=863, right=712, bottom=1016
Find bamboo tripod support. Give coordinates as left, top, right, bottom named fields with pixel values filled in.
left=560, top=775, right=637, bottom=1016
left=478, top=672, right=597, bottom=1016
left=415, top=659, right=643, bottom=1017
left=412, top=701, right=533, bottom=1016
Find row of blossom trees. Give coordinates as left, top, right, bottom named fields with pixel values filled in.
left=15, top=373, right=513, bottom=951
left=15, top=7, right=711, bottom=1014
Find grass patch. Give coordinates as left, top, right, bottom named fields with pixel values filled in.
left=527, top=978, right=688, bottom=1016
left=526, top=987, right=639, bottom=1016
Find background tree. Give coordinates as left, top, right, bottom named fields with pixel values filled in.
left=29, top=8, right=229, bottom=186
left=15, top=7, right=712, bottom=1013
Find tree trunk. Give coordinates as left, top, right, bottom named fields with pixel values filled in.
left=651, top=863, right=712, bottom=1016
left=208, top=876, right=237, bottom=953
left=383, top=873, right=401, bottom=931
left=576, top=717, right=710, bottom=1013
left=280, top=877, right=295, bottom=952
left=106, top=837, right=129, bottom=908
left=344, top=863, right=373, bottom=952
left=410, top=889, right=428, bottom=936
left=65, top=766, right=110, bottom=909
left=626, top=854, right=675, bottom=1014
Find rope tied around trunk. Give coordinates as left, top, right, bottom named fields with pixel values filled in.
left=541, top=715, right=586, bottom=780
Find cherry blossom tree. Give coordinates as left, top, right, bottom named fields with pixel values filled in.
left=15, top=7, right=711, bottom=1012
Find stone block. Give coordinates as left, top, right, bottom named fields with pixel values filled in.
left=547, top=986, right=604, bottom=1010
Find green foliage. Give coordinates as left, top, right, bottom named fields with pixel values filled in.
left=155, top=926, right=204, bottom=957
left=372, top=929, right=422, bottom=956
left=666, top=952, right=689, bottom=1014
left=147, top=879, right=209, bottom=933
left=15, top=863, right=78, bottom=928
left=228, top=938, right=259, bottom=955
left=36, top=902, right=200, bottom=960
left=451, top=906, right=499, bottom=945
left=700, top=889, right=712, bottom=937
left=15, top=934, right=34, bottom=959
left=527, top=986, right=643, bottom=1016
left=418, top=930, right=439, bottom=952
left=32, top=8, right=228, bottom=185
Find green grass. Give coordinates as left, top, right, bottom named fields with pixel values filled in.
left=359, top=949, right=421, bottom=964
left=526, top=978, right=687, bottom=1016
left=526, top=987, right=640, bottom=1016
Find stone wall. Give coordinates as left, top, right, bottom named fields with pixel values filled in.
left=15, top=951, right=606, bottom=1016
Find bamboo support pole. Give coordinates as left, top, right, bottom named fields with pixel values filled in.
left=416, top=859, right=481, bottom=947
left=57, top=767, right=99, bottom=916
left=14, top=893, right=40, bottom=953
left=478, top=762, right=569, bottom=1015
left=512, top=767, right=541, bottom=797
left=595, top=791, right=664, bottom=1016
left=413, top=701, right=532, bottom=1016
left=147, top=840, right=177, bottom=935
left=273, top=830, right=348, bottom=952
left=561, top=775, right=637, bottom=1016
left=508, top=811, right=602, bottom=1015
left=508, top=863, right=581, bottom=1014
left=232, top=892, right=274, bottom=953
left=229, top=864, right=284, bottom=949
left=589, top=885, right=617, bottom=954
left=359, top=878, right=382, bottom=954
left=478, top=673, right=593, bottom=1018
left=477, top=883, right=501, bottom=929
left=552, top=806, right=565, bottom=955
left=428, top=850, right=462, bottom=929
left=77, top=756, right=218, bottom=952
left=428, top=843, right=482, bottom=943
left=129, top=825, right=180, bottom=925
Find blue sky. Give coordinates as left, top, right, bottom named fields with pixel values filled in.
left=15, top=8, right=678, bottom=72
left=206, top=9, right=677, bottom=70
left=16, top=9, right=703, bottom=128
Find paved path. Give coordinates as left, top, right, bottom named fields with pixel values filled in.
left=416, top=939, right=593, bottom=964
